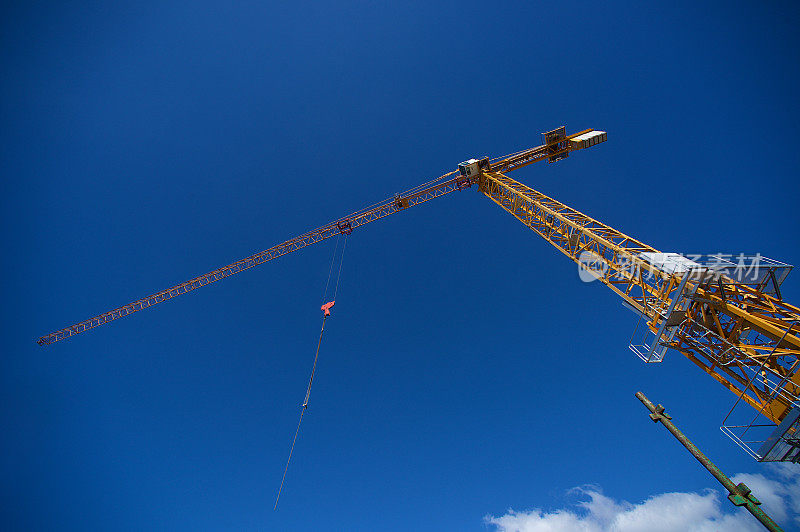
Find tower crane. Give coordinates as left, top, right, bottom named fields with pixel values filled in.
left=38, top=126, right=800, bottom=462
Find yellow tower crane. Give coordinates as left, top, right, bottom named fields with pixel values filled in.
left=38, top=126, right=800, bottom=462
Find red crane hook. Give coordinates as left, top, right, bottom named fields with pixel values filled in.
left=320, top=301, right=335, bottom=316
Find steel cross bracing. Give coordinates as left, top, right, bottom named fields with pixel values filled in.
left=478, top=170, right=800, bottom=426
left=675, top=283, right=800, bottom=422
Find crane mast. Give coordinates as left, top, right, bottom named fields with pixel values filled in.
left=476, top=149, right=800, bottom=462
left=479, top=169, right=800, bottom=418
left=38, top=126, right=800, bottom=461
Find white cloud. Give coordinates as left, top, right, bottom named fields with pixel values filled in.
left=485, top=465, right=800, bottom=532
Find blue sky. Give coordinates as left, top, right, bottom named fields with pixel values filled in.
left=2, top=1, right=800, bottom=530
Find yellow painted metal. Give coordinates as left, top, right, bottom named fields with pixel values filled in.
left=37, top=120, right=800, bottom=431
left=39, top=126, right=606, bottom=346
left=480, top=170, right=800, bottom=425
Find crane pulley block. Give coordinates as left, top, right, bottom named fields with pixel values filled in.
left=337, top=220, right=353, bottom=235
left=394, top=193, right=409, bottom=209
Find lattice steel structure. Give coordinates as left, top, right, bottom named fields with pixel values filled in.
left=39, top=126, right=800, bottom=461
left=478, top=169, right=800, bottom=420
left=37, top=171, right=465, bottom=345
left=476, top=161, right=800, bottom=461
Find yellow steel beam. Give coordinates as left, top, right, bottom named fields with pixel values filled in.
left=481, top=171, right=800, bottom=425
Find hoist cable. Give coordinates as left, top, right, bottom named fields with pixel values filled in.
left=274, top=314, right=328, bottom=510
left=321, top=235, right=341, bottom=303
left=333, top=235, right=347, bottom=300
left=274, top=236, right=347, bottom=510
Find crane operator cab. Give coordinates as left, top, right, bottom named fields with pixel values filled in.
left=458, top=157, right=490, bottom=181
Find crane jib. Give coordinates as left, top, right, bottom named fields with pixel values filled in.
left=39, top=130, right=601, bottom=347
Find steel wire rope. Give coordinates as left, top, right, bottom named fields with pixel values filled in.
left=274, top=235, right=347, bottom=510
left=321, top=235, right=341, bottom=304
